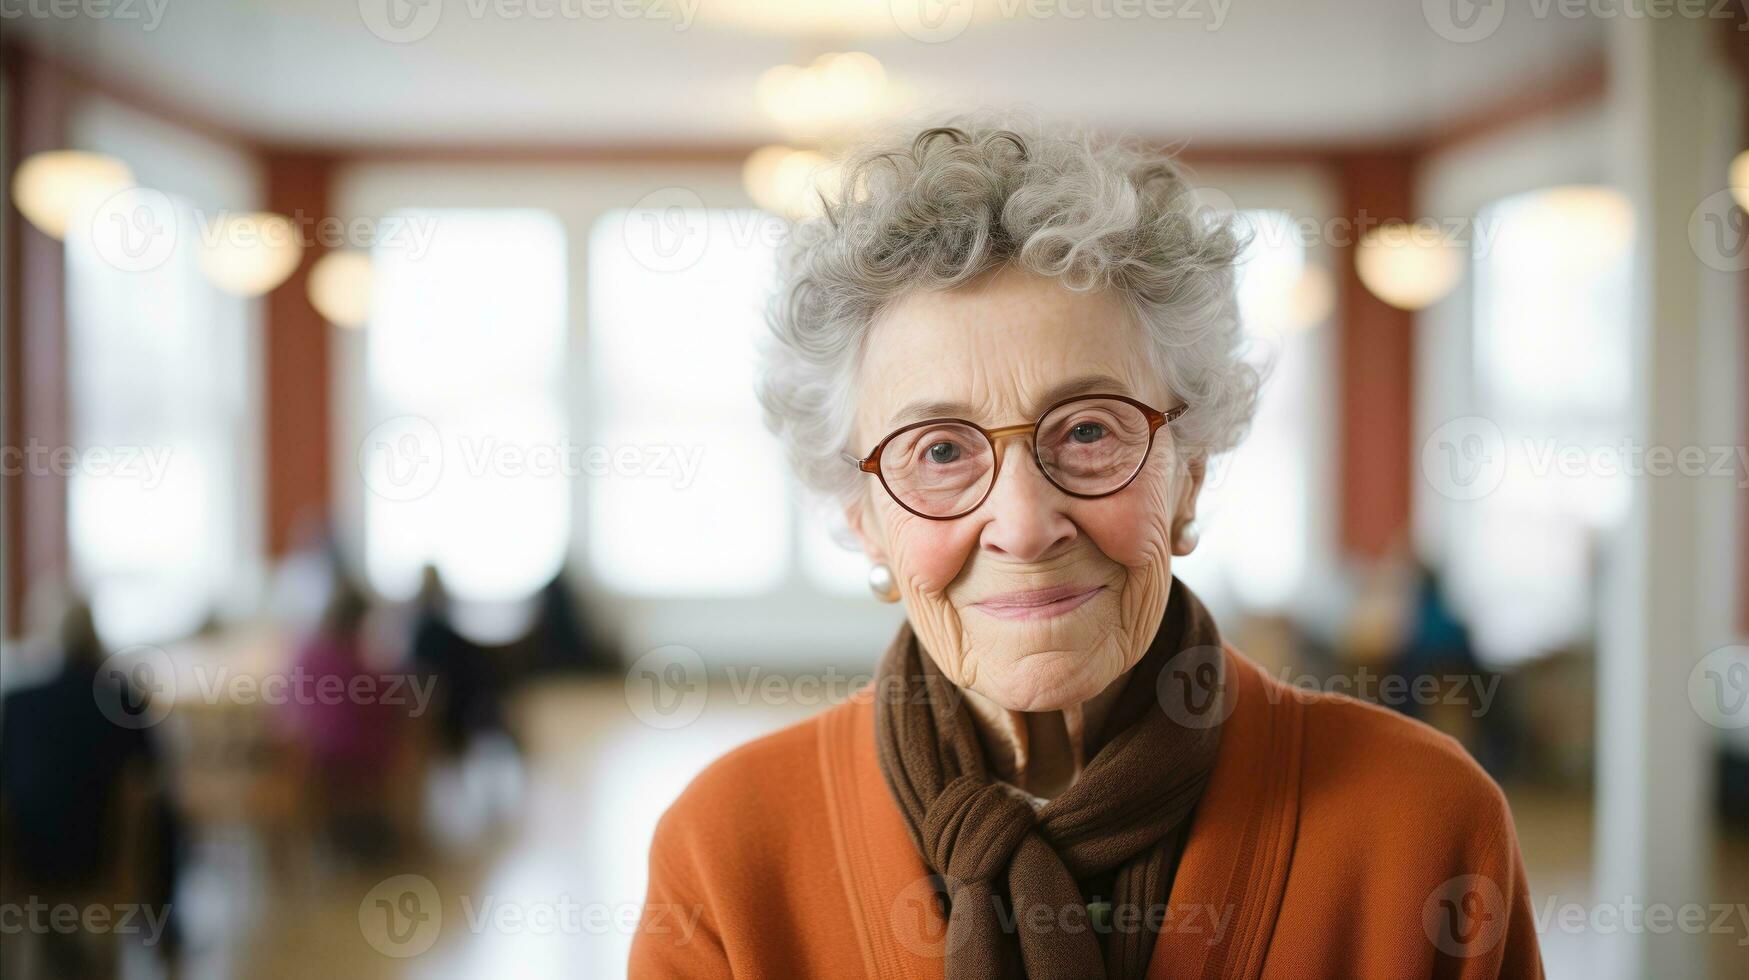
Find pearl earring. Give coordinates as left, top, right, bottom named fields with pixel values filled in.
left=1174, top=519, right=1201, bottom=556
left=867, top=563, right=900, bottom=603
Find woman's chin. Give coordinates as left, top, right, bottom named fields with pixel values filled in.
left=968, top=645, right=1125, bottom=714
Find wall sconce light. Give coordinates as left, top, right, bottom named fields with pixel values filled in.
left=11, top=150, right=135, bottom=240
left=307, top=249, right=374, bottom=328
left=743, top=145, right=841, bottom=220
left=1355, top=222, right=1463, bottom=311
left=197, top=211, right=302, bottom=296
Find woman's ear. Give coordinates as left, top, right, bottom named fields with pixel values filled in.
left=1174, top=455, right=1208, bottom=525
left=844, top=496, right=887, bottom=564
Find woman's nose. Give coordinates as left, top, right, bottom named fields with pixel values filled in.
left=977, top=436, right=1077, bottom=562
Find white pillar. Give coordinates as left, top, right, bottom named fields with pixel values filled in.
left=1596, top=14, right=1728, bottom=980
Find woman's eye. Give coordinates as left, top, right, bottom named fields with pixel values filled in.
left=1069, top=422, right=1107, bottom=444
left=925, top=441, right=962, bottom=464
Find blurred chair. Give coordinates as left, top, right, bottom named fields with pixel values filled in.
left=0, top=595, right=173, bottom=979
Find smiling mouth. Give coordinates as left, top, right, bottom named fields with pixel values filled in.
left=970, top=585, right=1105, bottom=621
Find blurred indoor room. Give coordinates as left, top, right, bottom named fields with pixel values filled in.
left=1, top=1, right=1747, bottom=977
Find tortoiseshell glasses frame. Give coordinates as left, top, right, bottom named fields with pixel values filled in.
left=841, top=393, right=1188, bottom=521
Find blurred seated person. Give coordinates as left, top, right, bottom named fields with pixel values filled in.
left=411, top=565, right=513, bottom=755
left=529, top=565, right=610, bottom=674
left=1390, top=560, right=1510, bottom=773
left=0, top=595, right=166, bottom=978
left=282, top=579, right=403, bottom=863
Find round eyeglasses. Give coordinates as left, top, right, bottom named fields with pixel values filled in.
left=844, top=393, right=1188, bottom=520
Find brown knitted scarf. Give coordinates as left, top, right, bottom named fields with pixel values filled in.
left=874, top=577, right=1227, bottom=980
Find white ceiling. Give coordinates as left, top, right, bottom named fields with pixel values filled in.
left=13, top=0, right=1607, bottom=150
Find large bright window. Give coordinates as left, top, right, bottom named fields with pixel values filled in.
left=364, top=209, right=569, bottom=601
left=1174, top=209, right=1326, bottom=613
left=1450, top=187, right=1633, bottom=662
left=66, top=191, right=251, bottom=645
left=585, top=209, right=790, bottom=595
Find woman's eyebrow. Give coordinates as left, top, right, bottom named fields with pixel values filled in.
left=889, top=399, right=974, bottom=427
left=887, top=374, right=1133, bottom=428
left=1033, top=374, right=1132, bottom=409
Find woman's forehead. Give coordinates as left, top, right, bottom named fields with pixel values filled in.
left=858, top=274, right=1157, bottom=429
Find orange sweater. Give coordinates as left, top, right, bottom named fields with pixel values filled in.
left=632, top=647, right=1543, bottom=978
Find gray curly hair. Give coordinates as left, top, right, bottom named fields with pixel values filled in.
left=756, top=113, right=1263, bottom=512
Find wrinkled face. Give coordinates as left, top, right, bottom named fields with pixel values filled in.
left=847, top=267, right=1203, bottom=713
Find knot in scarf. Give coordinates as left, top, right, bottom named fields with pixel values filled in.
left=924, top=775, right=1039, bottom=882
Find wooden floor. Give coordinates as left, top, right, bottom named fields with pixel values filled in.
left=148, top=678, right=1744, bottom=979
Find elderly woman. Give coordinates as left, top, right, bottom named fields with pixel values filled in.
left=631, top=118, right=1540, bottom=979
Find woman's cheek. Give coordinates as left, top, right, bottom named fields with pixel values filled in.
left=1079, top=460, right=1179, bottom=650
left=878, top=503, right=980, bottom=682
left=1079, top=467, right=1176, bottom=569
left=878, top=502, right=979, bottom=596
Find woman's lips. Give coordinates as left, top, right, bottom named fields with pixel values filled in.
left=970, top=585, right=1105, bottom=621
